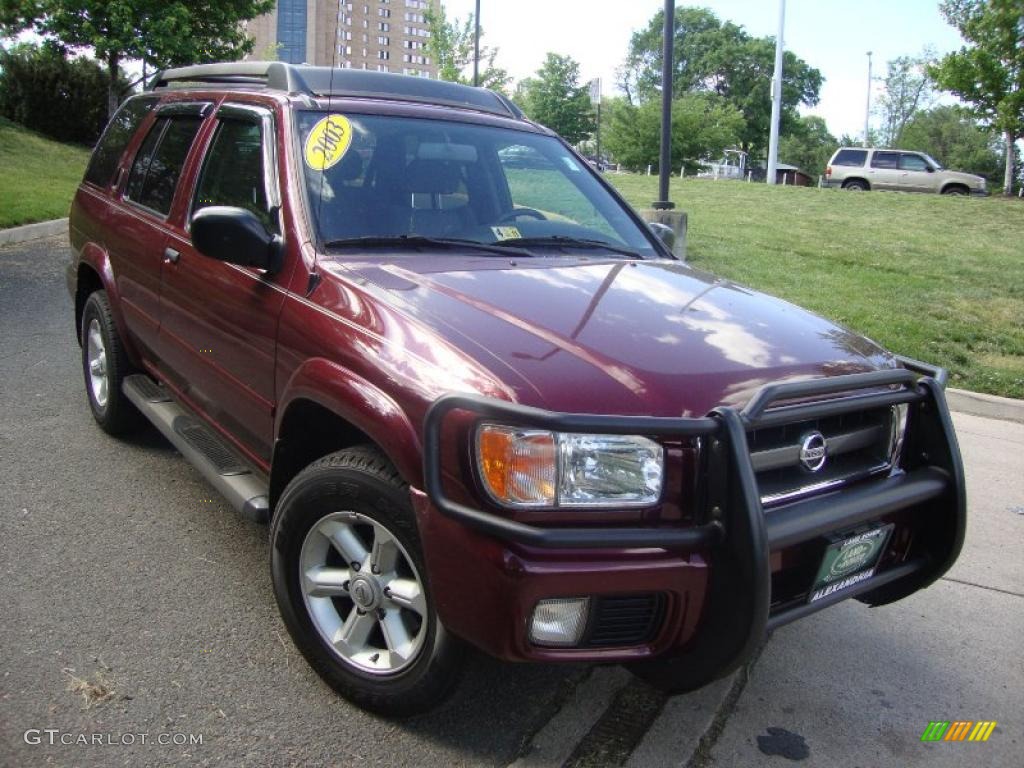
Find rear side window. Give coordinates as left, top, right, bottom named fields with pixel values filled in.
left=832, top=149, right=867, bottom=167
left=871, top=151, right=899, bottom=169
left=83, top=97, right=157, bottom=187
left=125, top=116, right=203, bottom=216
left=193, top=119, right=274, bottom=231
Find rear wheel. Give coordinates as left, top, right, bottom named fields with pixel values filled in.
left=80, top=290, right=142, bottom=435
left=270, top=446, right=465, bottom=716
left=843, top=179, right=868, bottom=191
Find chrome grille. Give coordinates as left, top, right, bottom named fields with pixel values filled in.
left=749, top=406, right=899, bottom=506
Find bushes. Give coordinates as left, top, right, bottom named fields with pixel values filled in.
left=0, top=43, right=112, bottom=145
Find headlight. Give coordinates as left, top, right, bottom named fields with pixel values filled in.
left=476, top=425, right=664, bottom=508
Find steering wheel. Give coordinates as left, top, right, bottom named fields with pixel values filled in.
left=497, top=207, right=547, bottom=224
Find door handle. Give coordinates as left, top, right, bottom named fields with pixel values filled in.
left=163, top=247, right=180, bottom=264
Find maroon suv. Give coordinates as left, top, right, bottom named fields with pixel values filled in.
left=68, top=62, right=965, bottom=716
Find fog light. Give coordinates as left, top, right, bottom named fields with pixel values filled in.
left=529, top=597, right=590, bottom=646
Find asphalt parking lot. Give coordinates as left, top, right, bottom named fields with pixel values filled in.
left=2, top=235, right=1022, bottom=768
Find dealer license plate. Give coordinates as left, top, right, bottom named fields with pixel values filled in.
left=808, top=524, right=894, bottom=604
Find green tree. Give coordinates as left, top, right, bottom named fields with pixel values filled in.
left=876, top=53, right=935, bottom=147
left=3, top=0, right=275, bottom=117
left=517, top=53, right=595, bottom=145
left=898, top=105, right=1005, bottom=180
left=424, top=4, right=509, bottom=92
left=603, top=93, right=744, bottom=174
left=778, top=115, right=838, bottom=176
left=0, top=41, right=121, bottom=143
left=929, top=0, right=1024, bottom=195
left=618, top=5, right=822, bottom=158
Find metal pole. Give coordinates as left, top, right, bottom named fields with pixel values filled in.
left=864, top=51, right=872, bottom=145
left=596, top=101, right=601, bottom=169
left=653, top=0, right=675, bottom=209
left=765, top=0, right=785, bottom=186
left=473, top=0, right=481, bottom=87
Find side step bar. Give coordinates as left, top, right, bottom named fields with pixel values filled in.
left=123, top=374, right=270, bottom=523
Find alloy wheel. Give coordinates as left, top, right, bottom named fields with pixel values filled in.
left=299, top=511, right=428, bottom=675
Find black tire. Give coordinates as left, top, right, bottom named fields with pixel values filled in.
left=270, top=446, right=465, bottom=717
left=843, top=179, right=869, bottom=191
left=942, top=186, right=968, bottom=196
left=80, top=290, right=142, bottom=435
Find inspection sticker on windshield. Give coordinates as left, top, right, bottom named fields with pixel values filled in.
left=491, top=226, right=521, bottom=240
left=305, top=114, right=353, bottom=171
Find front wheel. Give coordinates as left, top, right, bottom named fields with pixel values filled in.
left=942, top=186, right=968, bottom=196
left=270, top=446, right=465, bottom=716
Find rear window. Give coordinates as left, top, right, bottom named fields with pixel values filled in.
left=831, top=149, right=867, bottom=167
left=124, top=116, right=203, bottom=216
left=83, top=97, right=158, bottom=188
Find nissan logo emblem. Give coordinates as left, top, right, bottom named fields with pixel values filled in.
left=799, top=431, right=828, bottom=472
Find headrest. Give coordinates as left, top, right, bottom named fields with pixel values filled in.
left=403, top=159, right=462, bottom=195
left=334, top=150, right=364, bottom=182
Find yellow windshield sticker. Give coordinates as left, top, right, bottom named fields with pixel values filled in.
left=304, top=114, right=353, bottom=171
left=491, top=226, right=521, bottom=240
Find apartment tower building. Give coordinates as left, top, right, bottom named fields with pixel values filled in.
left=245, top=0, right=437, bottom=78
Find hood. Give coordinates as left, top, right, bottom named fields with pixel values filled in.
left=325, top=256, right=897, bottom=416
left=944, top=169, right=985, bottom=186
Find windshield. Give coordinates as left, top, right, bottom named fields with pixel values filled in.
left=924, top=153, right=943, bottom=170
left=296, top=111, right=658, bottom=258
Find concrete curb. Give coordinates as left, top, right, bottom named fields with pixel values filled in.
left=947, top=387, right=1024, bottom=425
left=0, top=218, right=68, bottom=247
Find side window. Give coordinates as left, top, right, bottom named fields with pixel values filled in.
left=192, top=119, right=274, bottom=231
left=871, top=151, right=899, bottom=169
left=84, top=97, right=158, bottom=188
left=124, top=116, right=203, bottom=216
left=832, top=149, right=867, bottom=167
left=899, top=153, right=929, bottom=172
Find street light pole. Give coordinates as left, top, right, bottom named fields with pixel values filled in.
left=864, top=51, right=873, bottom=145
left=653, top=0, right=675, bottom=209
left=473, top=0, right=481, bottom=87
left=765, top=0, right=786, bottom=186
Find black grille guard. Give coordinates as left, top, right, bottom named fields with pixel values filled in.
left=422, top=355, right=967, bottom=682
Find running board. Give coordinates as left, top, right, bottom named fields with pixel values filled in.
left=123, top=374, right=270, bottom=523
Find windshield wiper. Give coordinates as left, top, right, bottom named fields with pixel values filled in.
left=322, top=235, right=532, bottom=259
left=491, top=236, right=642, bottom=259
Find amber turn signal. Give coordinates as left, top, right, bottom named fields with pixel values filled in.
left=477, top=426, right=557, bottom=506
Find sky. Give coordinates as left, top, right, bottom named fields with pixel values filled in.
left=444, top=0, right=966, bottom=140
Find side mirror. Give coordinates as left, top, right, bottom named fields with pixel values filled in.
left=926, top=166, right=935, bottom=173
left=648, top=221, right=675, bottom=250
left=191, top=206, right=282, bottom=272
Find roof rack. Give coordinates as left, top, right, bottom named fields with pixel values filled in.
left=147, top=61, right=523, bottom=119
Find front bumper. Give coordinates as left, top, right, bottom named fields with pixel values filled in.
left=419, top=358, right=965, bottom=683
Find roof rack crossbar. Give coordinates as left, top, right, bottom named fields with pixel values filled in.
left=147, top=62, right=519, bottom=119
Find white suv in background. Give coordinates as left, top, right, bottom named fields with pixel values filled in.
left=824, top=147, right=988, bottom=196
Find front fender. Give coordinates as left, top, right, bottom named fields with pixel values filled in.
left=277, top=358, right=422, bottom=485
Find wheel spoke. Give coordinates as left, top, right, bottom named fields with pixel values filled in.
left=379, top=609, right=414, bottom=659
left=321, top=519, right=369, bottom=566
left=333, top=607, right=376, bottom=655
left=370, top=526, right=400, bottom=574
left=385, top=577, right=426, bottom=616
left=304, top=565, right=351, bottom=597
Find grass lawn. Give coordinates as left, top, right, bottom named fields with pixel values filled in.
left=0, top=117, right=90, bottom=229
left=609, top=175, right=1024, bottom=399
